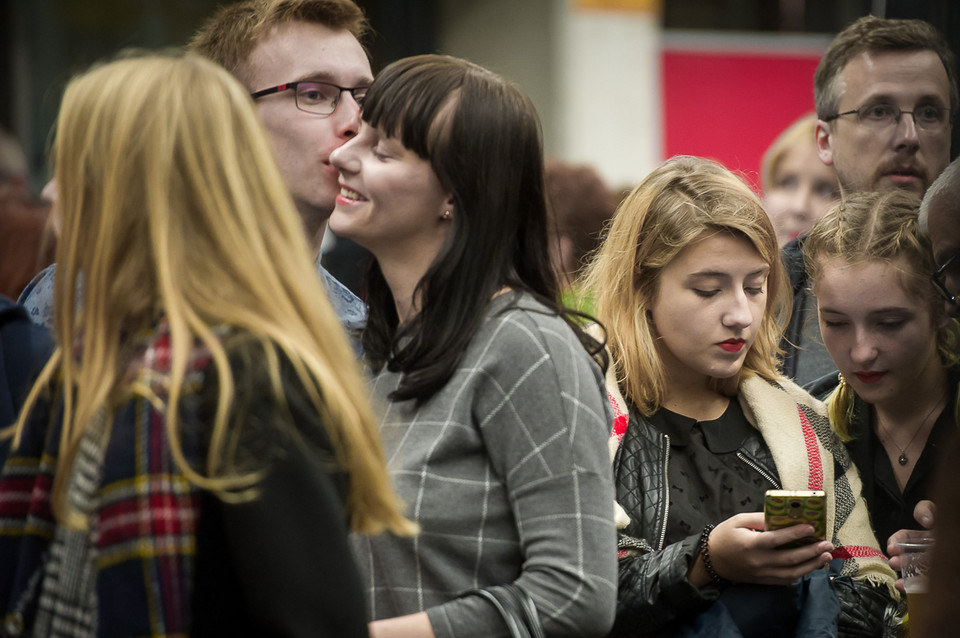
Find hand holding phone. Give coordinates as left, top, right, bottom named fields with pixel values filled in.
left=764, top=490, right=826, bottom=549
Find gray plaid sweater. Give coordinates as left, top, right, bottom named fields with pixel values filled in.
left=352, top=293, right=618, bottom=637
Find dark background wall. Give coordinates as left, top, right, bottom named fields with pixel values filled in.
left=1, top=0, right=957, bottom=193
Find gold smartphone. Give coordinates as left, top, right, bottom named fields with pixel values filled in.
left=763, top=490, right=826, bottom=548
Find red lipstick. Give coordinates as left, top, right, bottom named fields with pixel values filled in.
left=855, top=371, right=886, bottom=384
left=718, top=339, right=745, bottom=353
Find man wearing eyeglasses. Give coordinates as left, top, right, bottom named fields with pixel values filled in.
left=20, top=0, right=373, bottom=346
left=920, top=157, right=960, bottom=318
left=188, top=0, right=372, bottom=345
left=781, top=16, right=957, bottom=384
left=814, top=16, right=955, bottom=196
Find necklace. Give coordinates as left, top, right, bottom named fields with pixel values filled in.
left=875, top=393, right=946, bottom=466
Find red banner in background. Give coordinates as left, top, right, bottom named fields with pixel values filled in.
left=661, top=45, right=823, bottom=193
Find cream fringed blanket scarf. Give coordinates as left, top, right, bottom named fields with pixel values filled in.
left=604, top=365, right=898, bottom=593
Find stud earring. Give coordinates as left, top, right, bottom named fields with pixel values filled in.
left=442, top=210, right=452, bottom=220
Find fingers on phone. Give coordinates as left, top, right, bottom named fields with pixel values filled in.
left=762, top=523, right=814, bottom=547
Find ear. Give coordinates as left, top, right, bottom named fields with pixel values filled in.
left=815, top=120, right=834, bottom=166
left=441, top=193, right=455, bottom=219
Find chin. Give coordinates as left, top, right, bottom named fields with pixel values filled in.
left=707, top=364, right=744, bottom=380
left=848, top=381, right=887, bottom=404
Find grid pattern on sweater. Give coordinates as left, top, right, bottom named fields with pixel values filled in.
left=353, top=294, right=617, bottom=638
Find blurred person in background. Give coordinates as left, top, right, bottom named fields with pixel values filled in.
left=761, top=114, right=839, bottom=248
left=0, top=126, right=56, bottom=301
left=0, top=297, right=53, bottom=465
left=544, top=159, right=619, bottom=314
left=0, top=130, right=56, bottom=465
left=0, top=52, right=411, bottom=637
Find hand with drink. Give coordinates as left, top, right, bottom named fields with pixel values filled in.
left=894, top=531, right=934, bottom=633
left=886, top=502, right=936, bottom=633
left=887, top=500, right=936, bottom=592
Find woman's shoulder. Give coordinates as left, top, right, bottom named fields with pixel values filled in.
left=130, top=319, right=257, bottom=396
left=740, top=373, right=828, bottom=417
left=484, top=291, right=579, bottom=344
left=131, top=319, right=221, bottom=381
left=477, top=293, right=597, bottom=367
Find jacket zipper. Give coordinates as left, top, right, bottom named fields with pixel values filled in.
left=736, top=452, right=781, bottom=488
left=658, top=434, right=670, bottom=551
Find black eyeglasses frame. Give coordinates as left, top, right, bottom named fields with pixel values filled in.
left=250, top=80, right=368, bottom=116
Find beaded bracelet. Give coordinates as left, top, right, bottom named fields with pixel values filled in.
left=698, top=524, right=730, bottom=587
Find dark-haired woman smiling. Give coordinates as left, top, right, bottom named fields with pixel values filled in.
left=330, top=54, right=617, bottom=638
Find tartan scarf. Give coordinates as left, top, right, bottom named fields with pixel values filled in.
left=604, top=364, right=897, bottom=594
left=0, top=319, right=215, bottom=637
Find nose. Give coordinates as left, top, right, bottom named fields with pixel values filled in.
left=40, top=179, right=58, bottom=206
left=721, top=289, right=754, bottom=330
left=894, top=111, right=920, bottom=150
left=332, top=92, right=362, bottom=139
left=788, top=185, right=815, bottom=220
left=849, top=328, right=878, bottom=365
left=329, top=135, right=360, bottom=175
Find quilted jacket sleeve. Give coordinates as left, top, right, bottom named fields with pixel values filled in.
left=610, top=534, right=721, bottom=637
left=833, top=575, right=903, bottom=637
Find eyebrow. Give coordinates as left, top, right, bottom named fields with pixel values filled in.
left=819, top=306, right=912, bottom=316
left=290, top=71, right=373, bottom=86
left=859, top=92, right=947, bottom=106
left=687, top=267, right=769, bottom=279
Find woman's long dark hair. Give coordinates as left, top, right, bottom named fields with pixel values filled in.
left=360, top=54, right=604, bottom=402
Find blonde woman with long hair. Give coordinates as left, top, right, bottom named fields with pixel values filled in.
left=803, top=190, right=960, bottom=559
left=583, top=156, right=897, bottom=636
left=0, top=52, right=411, bottom=637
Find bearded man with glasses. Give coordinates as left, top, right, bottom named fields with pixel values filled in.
left=814, top=16, right=956, bottom=196
left=781, top=15, right=958, bottom=386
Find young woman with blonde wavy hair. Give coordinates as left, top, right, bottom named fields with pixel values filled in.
left=803, top=190, right=960, bottom=557
left=0, top=52, right=411, bottom=637
left=583, top=156, right=898, bottom=636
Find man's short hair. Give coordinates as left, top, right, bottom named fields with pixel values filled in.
left=188, top=0, right=368, bottom=86
left=814, top=15, right=958, bottom=122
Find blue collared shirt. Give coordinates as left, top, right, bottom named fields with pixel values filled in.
left=19, top=260, right=366, bottom=353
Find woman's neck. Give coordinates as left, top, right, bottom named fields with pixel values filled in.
left=661, top=391, right=730, bottom=421
left=376, top=251, right=435, bottom=324
left=661, top=374, right=731, bottom=421
left=658, top=345, right=733, bottom=420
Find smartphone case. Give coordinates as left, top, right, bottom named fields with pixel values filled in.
left=764, top=490, right=826, bottom=548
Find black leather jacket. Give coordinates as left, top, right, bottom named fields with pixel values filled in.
left=610, top=398, right=902, bottom=637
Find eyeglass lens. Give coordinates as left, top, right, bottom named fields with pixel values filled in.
left=932, top=254, right=959, bottom=302
left=296, top=82, right=368, bottom=115
left=855, top=102, right=946, bottom=131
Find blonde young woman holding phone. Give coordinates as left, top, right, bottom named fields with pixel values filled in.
left=584, top=156, right=897, bottom=637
